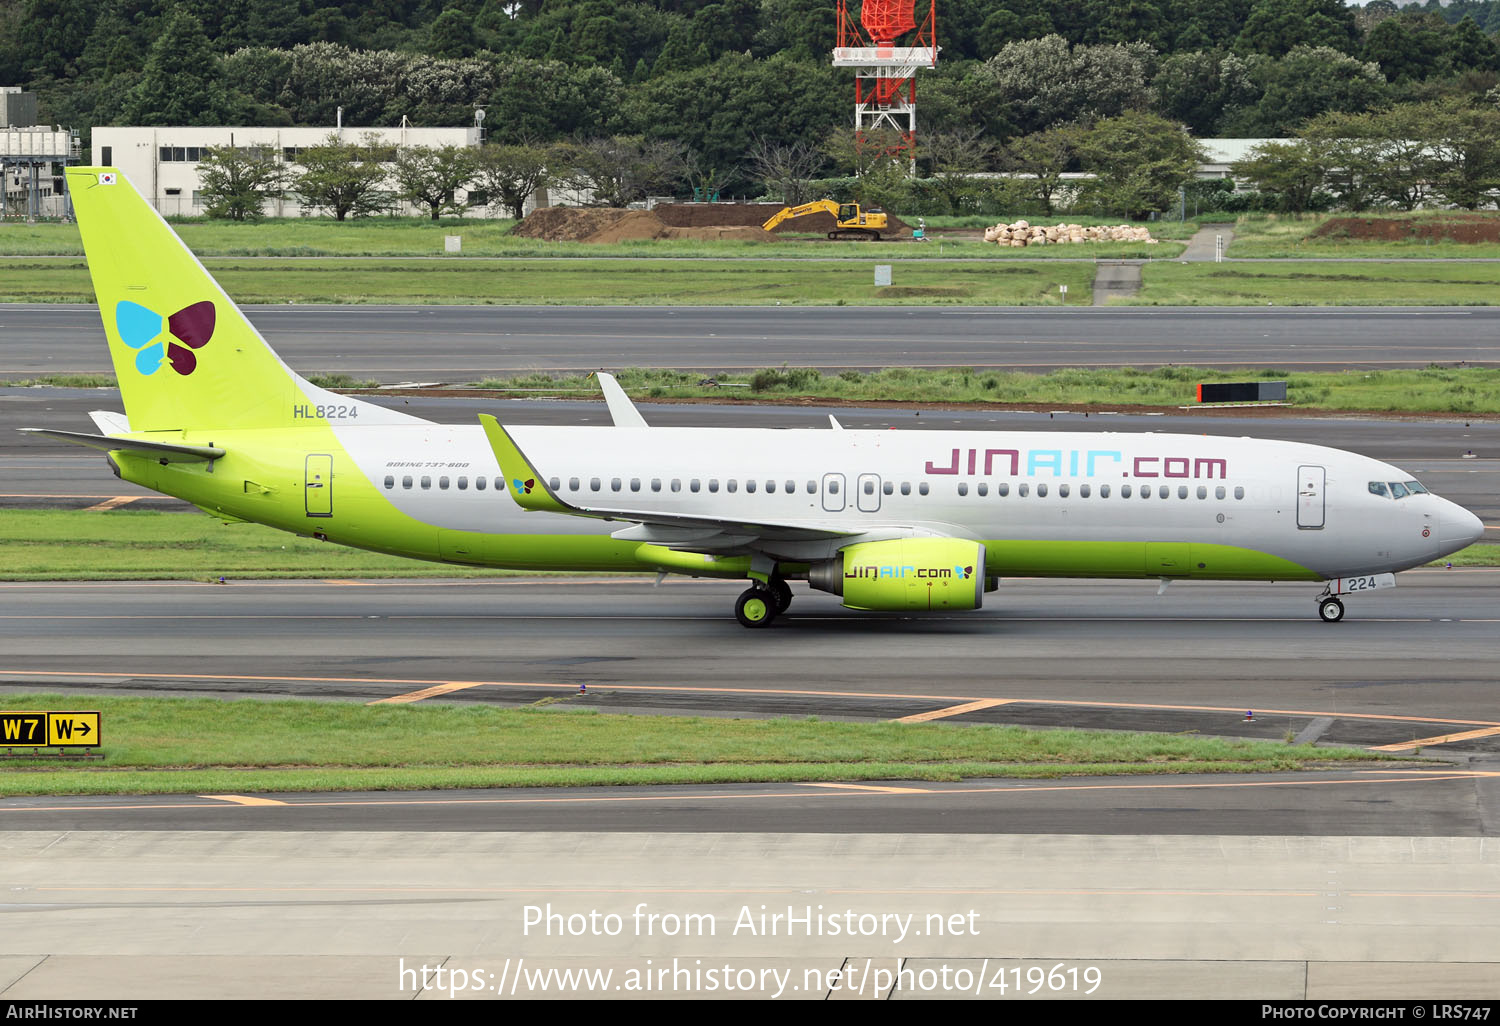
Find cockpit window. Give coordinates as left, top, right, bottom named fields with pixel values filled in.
left=1368, top=481, right=1389, bottom=498
left=1388, top=481, right=1410, bottom=499
left=1405, top=480, right=1428, bottom=495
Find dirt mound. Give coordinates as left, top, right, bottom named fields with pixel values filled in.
left=512, top=207, right=632, bottom=242
left=653, top=203, right=786, bottom=228
left=1312, top=215, right=1500, bottom=244
left=583, top=209, right=671, bottom=243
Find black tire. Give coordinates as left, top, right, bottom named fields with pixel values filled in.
left=1318, top=597, right=1345, bottom=623
left=769, top=578, right=793, bottom=613
left=735, top=587, right=776, bottom=628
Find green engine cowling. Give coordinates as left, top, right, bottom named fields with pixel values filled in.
left=808, top=539, right=987, bottom=611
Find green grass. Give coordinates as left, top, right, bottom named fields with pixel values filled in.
left=1428, top=544, right=1500, bottom=567
left=1130, top=262, right=1500, bottom=306
left=0, top=257, right=1097, bottom=305
left=0, top=509, right=556, bottom=580
left=471, top=364, right=1500, bottom=415
left=0, top=693, right=1388, bottom=796
left=1227, top=212, right=1500, bottom=259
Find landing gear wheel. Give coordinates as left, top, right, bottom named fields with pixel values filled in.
left=735, top=587, right=776, bottom=628
left=769, top=578, right=793, bottom=614
left=1318, top=596, right=1345, bottom=623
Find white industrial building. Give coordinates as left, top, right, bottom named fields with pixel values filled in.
left=92, top=125, right=483, bottom=217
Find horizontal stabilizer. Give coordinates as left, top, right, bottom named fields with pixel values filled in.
left=19, top=428, right=224, bottom=463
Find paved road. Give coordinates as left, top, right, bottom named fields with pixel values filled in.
left=3, top=304, right=1499, bottom=377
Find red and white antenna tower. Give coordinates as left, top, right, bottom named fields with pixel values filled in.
left=832, top=1, right=938, bottom=169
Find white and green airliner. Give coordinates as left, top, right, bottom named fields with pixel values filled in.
left=25, top=168, right=1485, bottom=627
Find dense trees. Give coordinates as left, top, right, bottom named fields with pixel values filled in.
left=8, top=0, right=1500, bottom=212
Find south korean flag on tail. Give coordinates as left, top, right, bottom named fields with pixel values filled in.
left=97, top=172, right=117, bottom=185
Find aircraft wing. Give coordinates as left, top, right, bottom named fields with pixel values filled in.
left=19, top=428, right=224, bottom=463
left=478, top=414, right=856, bottom=543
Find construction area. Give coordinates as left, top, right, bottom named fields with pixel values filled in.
left=513, top=203, right=915, bottom=244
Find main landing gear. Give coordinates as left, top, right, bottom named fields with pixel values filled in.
left=734, top=578, right=793, bottom=628
left=1317, top=595, right=1345, bottom=623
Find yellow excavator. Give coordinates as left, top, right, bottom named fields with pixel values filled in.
left=761, top=199, right=889, bottom=241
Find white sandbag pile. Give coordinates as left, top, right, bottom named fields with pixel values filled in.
left=981, top=220, right=1158, bottom=246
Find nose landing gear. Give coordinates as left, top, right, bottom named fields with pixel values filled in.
left=1317, top=595, right=1345, bottom=623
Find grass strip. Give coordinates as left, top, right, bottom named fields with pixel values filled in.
left=0, top=694, right=1390, bottom=796
left=0, top=258, right=1096, bottom=305
left=15, top=364, right=1500, bottom=415
left=470, top=364, right=1500, bottom=415
left=1130, top=261, right=1500, bottom=306
left=1227, top=212, right=1500, bottom=259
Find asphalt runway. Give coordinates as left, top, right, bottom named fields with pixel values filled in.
left=4, top=303, right=1499, bottom=377
left=6, top=390, right=1499, bottom=523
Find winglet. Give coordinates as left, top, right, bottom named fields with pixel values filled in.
left=477, top=414, right=571, bottom=513
left=595, top=372, right=648, bottom=428
left=829, top=415, right=843, bottom=430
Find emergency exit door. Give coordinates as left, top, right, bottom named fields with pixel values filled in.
left=305, top=454, right=333, bottom=517
left=1296, top=465, right=1324, bottom=529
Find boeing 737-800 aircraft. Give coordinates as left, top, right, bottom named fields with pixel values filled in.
left=24, top=168, right=1485, bottom=627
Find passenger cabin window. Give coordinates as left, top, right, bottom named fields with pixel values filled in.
left=1159, top=485, right=1170, bottom=499
left=1234, top=486, right=1245, bottom=499
left=630, top=478, right=641, bottom=492
left=590, top=478, right=601, bottom=491
left=918, top=482, right=929, bottom=496
left=708, top=479, right=719, bottom=493
left=401, top=475, right=412, bottom=489
left=1177, top=485, right=1188, bottom=499
left=611, top=478, right=622, bottom=492
left=957, top=482, right=968, bottom=496
left=459, top=477, right=470, bottom=491
left=806, top=481, right=816, bottom=494
left=1058, top=483, right=1070, bottom=498
left=1215, top=486, right=1225, bottom=499
left=420, top=476, right=431, bottom=489
left=1018, top=483, right=1029, bottom=497
left=978, top=483, right=988, bottom=497
left=827, top=480, right=838, bottom=494
left=476, top=477, right=487, bottom=491
left=439, top=476, right=449, bottom=490
left=1121, top=485, right=1132, bottom=498
left=1196, top=486, right=1207, bottom=499
left=383, top=475, right=394, bottom=489
left=997, top=483, right=1009, bottom=497
left=1037, top=483, right=1048, bottom=497
left=568, top=477, right=580, bottom=491
left=900, top=482, right=911, bottom=496
left=494, top=477, right=503, bottom=491
left=652, top=479, right=662, bottom=492
left=1100, top=484, right=1110, bottom=498
left=1079, top=484, right=1090, bottom=498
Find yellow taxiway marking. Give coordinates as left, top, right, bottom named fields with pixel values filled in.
left=198, top=795, right=288, bottom=806
left=5, top=771, right=1492, bottom=815
left=1369, top=726, right=1500, bottom=752
left=368, top=682, right=487, bottom=705
left=80, top=496, right=139, bottom=511
left=895, top=698, right=1013, bottom=723
left=798, top=782, right=933, bottom=794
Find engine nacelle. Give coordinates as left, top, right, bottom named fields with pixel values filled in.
left=809, top=539, right=987, bottom=611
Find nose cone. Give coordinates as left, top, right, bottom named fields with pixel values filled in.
left=1439, top=501, right=1484, bottom=554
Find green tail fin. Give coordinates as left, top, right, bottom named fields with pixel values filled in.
left=65, top=167, right=420, bottom=432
